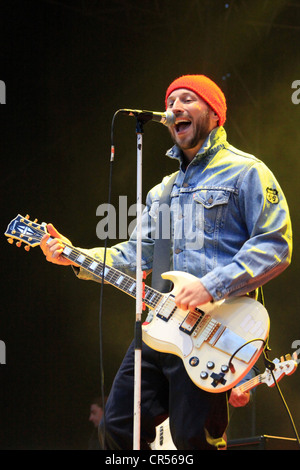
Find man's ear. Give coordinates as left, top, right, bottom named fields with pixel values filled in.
left=212, top=111, right=219, bottom=122
left=209, top=109, right=219, bottom=128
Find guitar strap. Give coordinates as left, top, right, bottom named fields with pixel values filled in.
left=151, top=171, right=179, bottom=294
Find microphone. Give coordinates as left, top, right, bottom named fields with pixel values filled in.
left=120, top=109, right=175, bottom=127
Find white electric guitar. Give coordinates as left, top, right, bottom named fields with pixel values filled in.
left=151, top=353, right=298, bottom=450
left=5, top=214, right=270, bottom=393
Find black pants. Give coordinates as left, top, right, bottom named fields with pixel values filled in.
left=99, top=341, right=229, bottom=450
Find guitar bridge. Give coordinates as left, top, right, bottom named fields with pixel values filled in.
left=208, top=327, right=258, bottom=364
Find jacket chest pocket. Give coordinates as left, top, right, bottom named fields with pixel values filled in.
left=193, top=190, right=230, bottom=233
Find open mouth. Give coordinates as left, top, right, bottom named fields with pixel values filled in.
left=175, top=119, right=192, bottom=134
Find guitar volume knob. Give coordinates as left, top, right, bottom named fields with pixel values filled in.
left=206, top=361, right=215, bottom=370
left=200, top=371, right=208, bottom=380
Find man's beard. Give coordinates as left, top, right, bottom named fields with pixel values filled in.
left=171, top=110, right=211, bottom=151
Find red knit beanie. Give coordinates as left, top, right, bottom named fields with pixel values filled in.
left=165, top=74, right=227, bottom=126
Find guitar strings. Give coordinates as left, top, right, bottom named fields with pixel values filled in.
left=25, top=224, right=212, bottom=327
left=238, top=376, right=261, bottom=393
left=26, top=224, right=164, bottom=310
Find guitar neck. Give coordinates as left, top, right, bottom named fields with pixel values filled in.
left=61, top=242, right=163, bottom=310
left=236, top=374, right=262, bottom=393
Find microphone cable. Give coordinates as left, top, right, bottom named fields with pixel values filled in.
left=97, top=109, right=121, bottom=449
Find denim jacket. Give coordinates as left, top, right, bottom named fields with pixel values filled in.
left=76, top=127, right=292, bottom=301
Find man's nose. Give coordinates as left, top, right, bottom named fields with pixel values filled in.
left=172, top=98, right=184, bottom=113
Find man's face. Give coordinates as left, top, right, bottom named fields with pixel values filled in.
left=89, top=404, right=103, bottom=427
left=166, top=89, right=217, bottom=159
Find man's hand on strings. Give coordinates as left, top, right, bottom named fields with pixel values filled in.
left=40, top=223, right=78, bottom=266
left=229, top=388, right=251, bottom=407
left=175, top=280, right=213, bottom=310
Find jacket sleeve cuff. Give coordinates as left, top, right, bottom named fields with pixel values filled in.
left=200, top=271, right=227, bottom=301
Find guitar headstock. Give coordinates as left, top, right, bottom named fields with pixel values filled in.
left=5, top=214, right=46, bottom=251
left=261, top=352, right=298, bottom=388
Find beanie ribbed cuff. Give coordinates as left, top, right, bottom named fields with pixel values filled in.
left=165, top=75, right=227, bottom=126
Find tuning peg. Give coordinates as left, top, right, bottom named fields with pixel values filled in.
left=24, top=245, right=30, bottom=252
left=33, top=219, right=38, bottom=223
left=25, top=214, right=30, bottom=219
left=285, top=353, right=292, bottom=361
left=7, top=238, right=14, bottom=244
left=16, top=241, right=22, bottom=247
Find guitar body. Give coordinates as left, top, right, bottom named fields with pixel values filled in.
left=142, top=271, right=270, bottom=393
left=5, top=215, right=270, bottom=393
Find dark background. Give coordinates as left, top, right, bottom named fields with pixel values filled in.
left=0, top=0, right=299, bottom=450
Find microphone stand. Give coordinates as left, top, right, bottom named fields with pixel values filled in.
left=132, top=114, right=152, bottom=450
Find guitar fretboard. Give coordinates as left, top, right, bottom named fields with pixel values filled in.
left=4, top=214, right=166, bottom=311
left=237, top=375, right=261, bottom=393
left=61, top=243, right=163, bottom=310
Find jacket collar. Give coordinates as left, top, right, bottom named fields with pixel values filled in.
left=166, top=126, right=227, bottom=167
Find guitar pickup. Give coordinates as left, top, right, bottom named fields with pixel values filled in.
left=155, top=294, right=177, bottom=322
left=179, top=308, right=205, bottom=335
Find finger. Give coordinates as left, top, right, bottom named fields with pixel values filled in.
left=40, top=233, right=51, bottom=254
left=175, top=295, right=190, bottom=311
left=41, top=236, right=59, bottom=255
left=48, top=241, right=64, bottom=258
left=41, top=233, right=63, bottom=260
left=187, top=298, right=201, bottom=309
left=45, top=244, right=69, bottom=265
left=175, top=286, right=195, bottom=309
left=229, top=391, right=250, bottom=407
left=46, top=223, right=62, bottom=238
left=177, top=303, right=189, bottom=311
